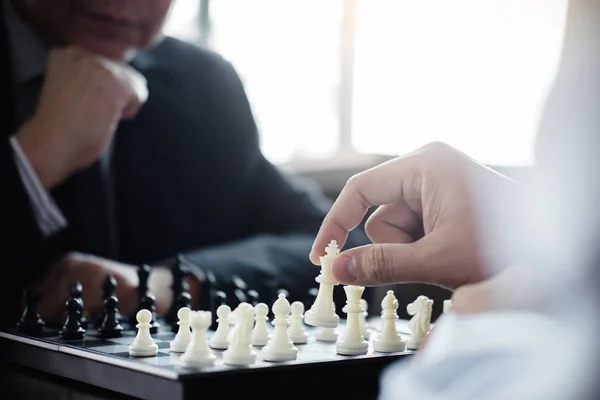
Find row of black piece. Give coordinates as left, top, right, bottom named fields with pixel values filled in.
left=16, top=254, right=315, bottom=337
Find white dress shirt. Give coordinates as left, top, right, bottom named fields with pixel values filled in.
left=3, top=0, right=66, bottom=236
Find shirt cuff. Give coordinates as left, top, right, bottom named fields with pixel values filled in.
left=10, top=136, right=67, bottom=236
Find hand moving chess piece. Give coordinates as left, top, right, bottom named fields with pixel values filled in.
left=17, top=287, right=45, bottom=335
left=262, top=294, right=298, bottom=362
left=250, top=302, right=270, bottom=346
left=288, top=301, right=308, bottom=344
left=129, top=309, right=158, bottom=356
left=60, top=298, right=85, bottom=340
left=406, top=295, right=433, bottom=350
left=373, top=290, right=405, bottom=353
left=336, top=285, right=368, bottom=355
left=180, top=311, right=216, bottom=367
left=69, top=280, right=87, bottom=329
left=170, top=307, right=192, bottom=352
left=304, top=240, right=340, bottom=328
left=140, top=294, right=161, bottom=333
left=223, top=302, right=256, bottom=365
left=209, top=305, right=231, bottom=350
left=99, top=295, right=124, bottom=338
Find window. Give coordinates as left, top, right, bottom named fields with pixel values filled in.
left=163, top=0, right=569, bottom=167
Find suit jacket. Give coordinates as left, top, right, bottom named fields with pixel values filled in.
left=0, top=9, right=368, bottom=326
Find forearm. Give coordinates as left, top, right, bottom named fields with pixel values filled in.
left=0, top=137, right=66, bottom=327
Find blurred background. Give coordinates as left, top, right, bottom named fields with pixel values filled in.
left=162, top=0, right=569, bottom=317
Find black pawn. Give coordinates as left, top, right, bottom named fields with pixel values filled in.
left=59, top=298, right=85, bottom=340
left=98, top=274, right=117, bottom=325
left=166, top=254, right=189, bottom=325
left=99, top=296, right=123, bottom=338
left=132, top=264, right=151, bottom=323
left=170, top=291, right=192, bottom=331
left=140, top=294, right=160, bottom=334
left=69, top=281, right=88, bottom=329
left=246, top=289, right=260, bottom=306
left=17, top=287, right=45, bottom=335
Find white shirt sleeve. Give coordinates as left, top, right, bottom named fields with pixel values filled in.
left=10, top=136, right=67, bottom=236
left=377, top=309, right=596, bottom=400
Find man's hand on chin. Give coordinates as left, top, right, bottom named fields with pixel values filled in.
left=37, top=252, right=180, bottom=324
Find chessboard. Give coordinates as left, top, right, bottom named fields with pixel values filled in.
left=0, top=317, right=414, bottom=399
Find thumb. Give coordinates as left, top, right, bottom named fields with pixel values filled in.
left=331, top=243, right=425, bottom=285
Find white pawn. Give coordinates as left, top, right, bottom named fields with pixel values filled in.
left=288, top=301, right=308, bottom=344
left=170, top=307, right=192, bottom=352
left=406, top=295, right=433, bottom=350
left=209, top=305, right=230, bottom=350
left=359, top=299, right=370, bottom=340
left=443, top=299, right=453, bottom=313
left=129, top=309, right=158, bottom=357
left=223, top=303, right=256, bottom=365
left=180, top=311, right=216, bottom=367
left=262, top=294, right=298, bottom=362
left=251, top=303, right=270, bottom=346
left=373, top=290, right=406, bottom=353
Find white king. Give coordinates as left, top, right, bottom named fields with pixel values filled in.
left=304, top=240, right=340, bottom=328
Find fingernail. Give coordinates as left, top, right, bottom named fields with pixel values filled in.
left=333, top=255, right=357, bottom=282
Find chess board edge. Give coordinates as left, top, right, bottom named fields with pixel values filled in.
left=1, top=327, right=414, bottom=399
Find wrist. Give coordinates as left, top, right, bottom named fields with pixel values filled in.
left=16, top=118, right=71, bottom=189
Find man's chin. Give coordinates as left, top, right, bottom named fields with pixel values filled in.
left=69, top=35, right=142, bottom=61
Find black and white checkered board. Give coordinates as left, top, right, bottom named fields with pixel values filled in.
left=0, top=319, right=414, bottom=399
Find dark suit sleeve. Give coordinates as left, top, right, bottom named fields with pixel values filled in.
left=178, top=60, right=369, bottom=306
left=0, top=138, right=61, bottom=326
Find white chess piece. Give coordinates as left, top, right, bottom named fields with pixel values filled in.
left=170, top=307, right=192, bottom=352
left=209, top=305, right=230, bottom=350
left=288, top=301, right=308, bottom=344
left=443, top=299, right=453, bottom=313
left=223, top=303, right=256, bottom=365
left=180, top=311, right=216, bottom=367
left=336, top=285, right=369, bottom=355
left=406, top=295, right=433, bottom=350
left=359, top=299, right=370, bottom=340
left=251, top=303, right=270, bottom=346
left=304, top=240, right=340, bottom=328
left=373, top=290, right=406, bottom=353
left=129, top=309, right=158, bottom=356
left=314, top=301, right=338, bottom=342
left=314, top=327, right=338, bottom=342
left=262, top=294, right=298, bottom=361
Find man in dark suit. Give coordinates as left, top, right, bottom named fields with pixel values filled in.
left=1, top=0, right=366, bottom=326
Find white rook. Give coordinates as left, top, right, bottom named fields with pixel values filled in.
left=304, top=240, right=340, bottom=328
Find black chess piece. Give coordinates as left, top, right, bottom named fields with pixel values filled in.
left=17, top=287, right=45, bottom=335
left=69, top=281, right=88, bottom=329
left=170, top=291, right=192, bottom=331
left=98, top=274, right=118, bottom=325
left=246, top=289, right=260, bottom=306
left=59, top=298, right=85, bottom=340
left=165, top=254, right=190, bottom=325
left=132, top=264, right=151, bottom=323
left=99, top=296, right=123, bottom=338
left=140, top=294, right=160, bottom=334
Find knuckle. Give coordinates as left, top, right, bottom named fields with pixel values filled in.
left=363, top=245, right=390, bottom=283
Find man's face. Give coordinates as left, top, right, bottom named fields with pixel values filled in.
left=19, top=0, right=174, bottom=59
